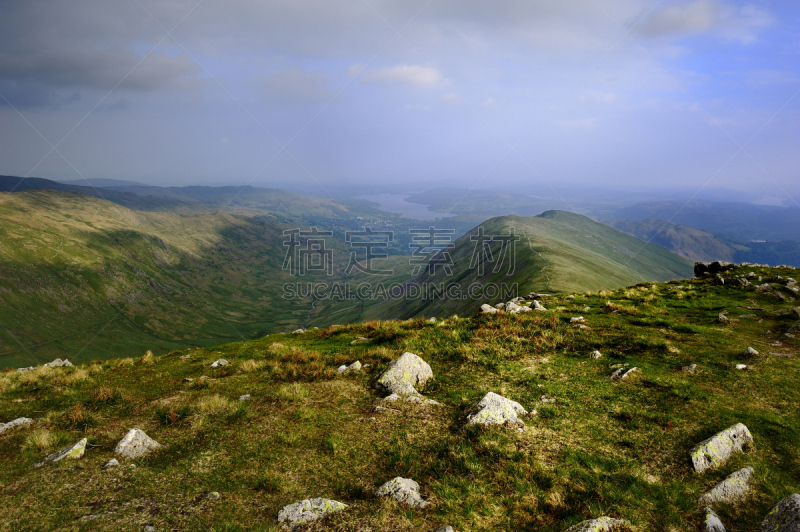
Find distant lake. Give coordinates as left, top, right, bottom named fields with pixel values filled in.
left=357, top=194, right=455, bottom=220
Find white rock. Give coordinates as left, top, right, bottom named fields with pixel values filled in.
left=566, top=517, right=629, bottom=532
left=761, top=494, right=800, bottom=532
left=277, top=498, right=348, bottom=530
left=735, top=364, right=749, bottom=370
left=114, top=428, right=161, bottom=459
left=207, top=491, right=220, bottom=500
left=375, top=352, right=433, bottom=396
left=337, top=361, right=362, bottom=374
left=432, top=527, right=454, bottom=532
left=375, top=477, right=430, bottom=508
left=683, top=364, right=698, bottom=373
left=532, top=300, right=547, bottom=311
left=210, top=359, right=229, bottom=368
left=704, top=507, right=726, bottom=532
left=611, top=367, right=639, bottom=381
left=570, top=316, right=586, bottom=324
left=35, top=438, right=87, bottom=467
left=699, top=467, right=754, bottom=506
left=292, top=329, right=305, bottom=334
left=745, top=347, right=759, bottom=356
left=466, top=392, right=528, bottom=426
left=180, top=354, right=191, bottom=360
left=589, top=350, right=603, bottom=359
left=44, top=358, right=74, bottom=368
left=103, top=458, right=120, bottom=469
left=0, top=417, right=33, bottom=435
left=690, top=423, right=753, bottom=473
left=239, top=394, right=250, bottom=401
left=480, top=304, right=500, bottom=314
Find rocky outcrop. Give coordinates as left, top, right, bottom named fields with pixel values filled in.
left=375, top=352, right=433, bottom=396
left=210, top=359, right=229, bottom=368
left=35, top=438, right=87, bottom=467
left=0, top=417, right=33, bottom=435
left=480, top=304, right=500, bottom=314
left=466, top=392, right=528, bottom=426
left=610, top=367, right=639, bottom=381
left=566, top=516, right=629, bottom=531
left=114, top=428, right=161, bottom=459
left=277, top=498, right=347, bottom=530
left=761, top=494, right=800, bottom=532
left=699, top=467, right=754, bottom=506
left=375, top=477, right=430, bottom=508
left=690, top=423, right=753, bottom=473
left=705, top=507, right=726, bottom=532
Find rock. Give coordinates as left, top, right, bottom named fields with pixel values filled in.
left=103, top=458, right=120, bottom=469
left=180, top=354, right=191, bottom=360
left=589, top=350, right=603, bottom=359
left=695, top=262, right=710, bottom=277
left=708, top=261, right=735, bottom=274
left=735, top=364, right=749, bottom=370
left=570, top=316, right=586, bottom=324
left=506, top=301, right=531, bottom=314
left=44, top=358, right=73, bottom=368
left=792, top=307, right=800, bottom=320
left=761, top=494, right=800, bottom=532
left=432, top=527, right=454, bottom=532
left=277, top=498, right=348, bottom=530
left=144, top=526, right=156, bottom=532
left=566, top=517, right=629, bottom=532
left=35, top=438, right=87, bottom=467
left=375, top=352, right=433, bottom=396
left=0, top=417, right=33, bottom=435
left=351, top=337, right=368, bottom=344
left=690, top=423, right=753, bottom=473
left=375, top=477, right=430, bottom=508
left=755, top=283, right=772, bottom=293
left=699, top=467, right=754, bottom=506
left=745, top=347, right=760, bottom=356
left=182, top=378, right=194, bottom=383
left=532, top=300, right=547, bottom=311
left=705, top=507, right=727, bottom=532
left=466, top=392, right=528, bottom=426
left=381, top=393, right=440, bottom=406
left=682, top=364, right=698, bottom=373
left=239, top=394, right=250, bottom=401
left=480, top=304, right=500, bottom=314
left=718, top=314, right=730, bottom=324
left=428, top=317, right=437, bottom=322
left=207, top=491, right=220, bottom=500
left=292, top=329, right=305, bottom=334
left=114, top=428, right=161, bottom=459
left=539, top=395, right=556, bottom=404
left=495, top=303, right=506, bottom=310
left=714, top=274, right=725, bottom=286
left=610, top=367, right=639, bottom=381
left=337, top=361, right=362, bottom=374
left=210, top=359, right=229, bottom=368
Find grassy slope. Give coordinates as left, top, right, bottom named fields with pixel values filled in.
left=0, top=190, right=340, bottom=369
left=367, top=211, right=694, bottom=320
left=0, top=265, right=798, bottom=531
left=607, top=219, right=737, bottom=262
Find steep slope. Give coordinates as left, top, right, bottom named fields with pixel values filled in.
left=367, top=210, right=693, bottom=320
left=607, top=219, right=736, bottom=262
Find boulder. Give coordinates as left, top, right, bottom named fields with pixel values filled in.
left=718, top=314, right=730, bottom=324
left=375, top=352, right=433, bottom=396
left=699, top=467, right=754, bottom=506
left=506, top=301, right=531, bottom=314
left=292, top=329, right=305, bottom=334
left=180, top=354, right=191, bottom=360
left=745, top=347, right=760, bottom=356
left=589, top=350, right=603, bottom=359
left=432, top=527, right=454, bottom=532
left=44, top=358, right=73, bottom=368
left=714, top=274, right=725, bottom=286
left=532, top=300, right=547, bottom=311
left=210, top=359, right=229, bottom=368
left=277, top=498, right=348, bottom=530
left=337, top=361, right=362, bottom=374
left=695, top=262, right=710, bottom=277
left=207, top=491, right=220, bottom=500
left=375, top=477, right=430, bottom=508
left=705, top=507, right=727, bottom=532
left=114, top=428, right=161, bottom=459
left=480, top=304, right=500, bottom=314
left=682, top=364, right=698, bottom=373
left=690, top=423, right=753, bottom=473
left=792, top=307, right=800, bottom=320
left=761, top=494, right=800, bottom=532
left=735, top=364, right=750, bottom=370
left=466, top=392, right=528, bottom=426
left=382, top=393, right=440, bottom=406
left=570, top=316, right=586, bottom=324
left=611, top=367, right=639, bottom=381
left=103, top=458, right=120, bottom=469
left=0, top=417, right=33, bottom=435
left=35, top=438, right=87, bottom=467
left=708, top=261, right=735, bottom=274
left=239, top=394, right=250, bottom=401
left=566, top=517, right=629, bottom=532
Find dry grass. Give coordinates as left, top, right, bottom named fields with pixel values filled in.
left=116, top=357, right=134, bottom=367
left=274, top=382, right=309, bottom=402
left=139, top=350, right=155, bottom=364
left=239, top=359, right=265, bottom=373
left=23, top=429, right=54, bottom=452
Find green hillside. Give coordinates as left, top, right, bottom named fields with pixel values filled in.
left=607, top=219, right=737, bottom=262
left=0, top=264, right=798, bottom=531
left=367, top=211, right=693, bottom=320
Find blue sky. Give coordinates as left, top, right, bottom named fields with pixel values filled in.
left=0, top=0, right=798, bottom=204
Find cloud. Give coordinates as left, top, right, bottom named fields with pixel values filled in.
left=637, top=1, right=775, bottom=44
left=262, top=68, right=332, bottom=104
left=362, top=65, right=446, bottom=88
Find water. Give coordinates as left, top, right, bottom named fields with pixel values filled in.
left=357, top=194, right=454, bottom=220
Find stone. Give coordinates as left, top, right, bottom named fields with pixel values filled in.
left=277, top=498, right=348, bottom=530
left=611, top=367, right=639, bottom=381
left=690, top=423, right=753, bottom=473
left=532, top=300, right=547, bottom=311
left=735, top=364, right=749, bottom=370
left=682, top=364, right=698, bottom=373
left=144, top=526, right=156, bottom=532
left=114, top=428, right=161, bottom=459
left=480, top=303, right=500, bottom=314
left=428, top=317, right=437, bottom=322
left=375, top=477, right=430, bottom=508
left=566, top=517, right=629, bottom=532
left=44, top=358, right=74, bottom=368
left=103, top=459, right=120, bottom=469
left=745, top=347, right=760, bottom=356
left=539, top=395, right=556, bottom=404
left=35, top=438, right=87, bottom=467
left=432, top=527, right=454, bottom=532
left=506, top=301, right=531, bottom=314
left=381, top=393, right=440, bottom=406
left=466, top=392, right=528, bottom=426
left=375, top=352, right=433, bottom=396
left=207, top=491, right=220, bottom=500
left=292, top=329, right=305, bottom=334
left=351, top=337, right=368, bottom=344
left=589, top=350, right=603, bottom=359
left=180, top=354, right=191, bottom=360
left=761, top=494, right=800, bottom=532
left=570, top=316, right=586, bottom=324
left=210, top=359, right=229, bottom=368
left=695, top=262, right=710, bottom=277
left=705, top=507, right=727, bottom=532
left=239, top=394, right=250, bottom=401
left=699, top=467, right=754, bottom=506
left=0, top=417, right=33, bottom=435
left=718, top=314, right=730, bottom=324
left=714, top=274, right=725, bottom=286
left=792, top=307, right=800, bottom=320
left=182, top=378, right=194, bottom=383
left=337, top=361, right=362, bottom=374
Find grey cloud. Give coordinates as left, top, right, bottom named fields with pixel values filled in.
left=262, top=68, right=332, bottom=104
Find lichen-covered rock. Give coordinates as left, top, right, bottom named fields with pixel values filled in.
left=690, top=423, right=753, bottom=473
left=277, top=497, right=348, bottom=530
left=570, top=316, right=586, bottom=324
left=761, top=493, right=800, bottom=532
left=114, top=428, right=161, bottom=459
left=718, top=314, right=730, bottom=324
left=0, top=417, right=33, bottom=435
left=375, top=477, right=430, bottom=508
left=610, top=367, right=639, bottom=381
left=699, top=467, right=754, bottom=506
left=589, top=350, right=603, bottom=359
left=480, top=304, right=499, bottom=314
left=337, top=361, right=362, bottom=374
left=432, top=527, right=454, bottom=532
left=375, top=352, right=433, bottom=395
left=705, top=507, right=727, bottom=532
left=210, top=359, right=229, bottom=368
left=466, top=392, right=528, bottom=426
left=566, top=516, right=629, bottom=532
left=35, top=438, right=87, bottom=467
left=103, top=458, right=120, bottom=469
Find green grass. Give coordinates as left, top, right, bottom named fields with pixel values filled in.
left=1, top=264, right=798, bottom=531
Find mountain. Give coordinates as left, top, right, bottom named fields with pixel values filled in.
left=606, top=219, right=737, bottom=262
left=366, top=210, right=693, bottom=320
left=1, top=263, right=798, bottom=531
left=58, top=178, right=149, bottom=187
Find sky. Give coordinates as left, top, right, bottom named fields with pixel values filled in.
left=0, top=0, right=798, bottom=204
